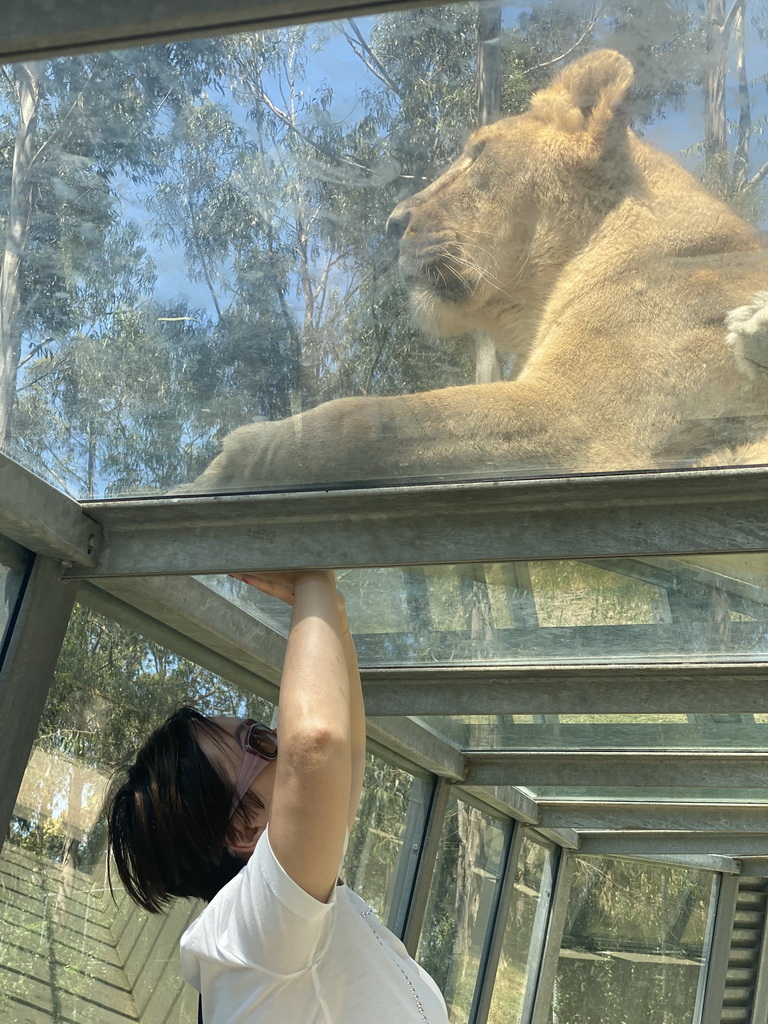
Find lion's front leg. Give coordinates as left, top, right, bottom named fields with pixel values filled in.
left=184, top=380, right=590, bottom=493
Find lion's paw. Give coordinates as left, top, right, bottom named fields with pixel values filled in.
left=726, top=290, right=768, bottom=378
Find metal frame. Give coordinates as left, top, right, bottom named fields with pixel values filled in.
left=362, top=664, right=768, bottom=716
left=701, top=873, right=741, bottom=1024
left=463, top=751, right=768, bottom=789
left=538, top=803, right=768, bottom=833
left=3, top=0, right=446, bottom=64
left=471, top=819, right=526, bottom=1024
left=530, top=848, right=577, bottom=1024
left=401, top=776, right=452, bottom=957
left=0, top=554, right=79, bottom=854
left=54, top=465, right=768, bottom=578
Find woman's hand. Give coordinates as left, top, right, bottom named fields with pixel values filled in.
left=229, top=570, right=335, bottom=606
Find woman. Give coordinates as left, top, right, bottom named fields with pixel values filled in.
left=107, top=570, right=448, bottom=1024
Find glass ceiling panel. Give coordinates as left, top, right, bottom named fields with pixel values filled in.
left=205, top=553, right=768, bottom=774
left=2, top=2, right=767, bottom=500
left=211, top=552, right=768, bottom=666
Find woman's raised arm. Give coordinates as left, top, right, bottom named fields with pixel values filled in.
left=232, top=571, right=358, bottom=902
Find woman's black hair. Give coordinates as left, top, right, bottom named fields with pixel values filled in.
left=106, top=707, right=261, bottom=913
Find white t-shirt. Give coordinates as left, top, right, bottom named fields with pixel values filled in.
left=180, top=827, right=449, bottom=1024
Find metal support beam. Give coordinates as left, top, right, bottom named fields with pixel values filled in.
left=362, top=664, right=768, bottom=716
left=749, top=888, right=768, bottom=1024
left=65, top=467, right=768, bottom=578
left=620, top=853, right=741, bottom=874
left=0, top=453, right=100, bottom=567
left=577, top=833, right=767, bottom=857
left=402, top=776, right=452, bottom=957
left=738, top=860, right=768, bottom=876
left=0, top=555, right=78, bottom=852
left=367, top=718, right=466, bottom=781
left=460, top=785, right=540, bottom=825
left=530, top=849, right=576, bottom=1024
left=3, top=0, right=443, bottom=63
left=472, top=821, right=525, bottom=1024
left=464, top=752, right=768, bottom=790
left=538, top=803, right=768, bottom=834
left=701, top=874, right=740, bottom=1024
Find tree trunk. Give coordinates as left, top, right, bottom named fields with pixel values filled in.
left=732, top=4, right=751, bottom=193
left=703, top=0, right=727, bottom=168
left=0, top=63, right=41, bottom=448
left=475, top=4, right=503, bottom=385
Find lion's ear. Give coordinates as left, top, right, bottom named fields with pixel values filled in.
left=529, top=49, right=634, bottom=150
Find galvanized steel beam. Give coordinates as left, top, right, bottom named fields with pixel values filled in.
left=2, top=0, right=441, bottom=63
left=701, top=875, right=741, bottom=1024
left=464, top=751, right=768, bottom=790
left=65, top=467, right=768, bottom=578
left=362, top=664, right=768, bottom=716
left=538, top=803, right=768, bottom=833
left=577, top=833, right=768, bottom=856
left=620, top=854, right=741, bottom=874
left=0, top=453, right=100, bottom=567
left=367, top=717, right=466, bottom=780
left=530, top=849, right=576, bottom=1024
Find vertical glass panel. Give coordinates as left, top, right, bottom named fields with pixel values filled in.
left=0, top=603, right=274, bottom=1023
left=344, top=751, right=431, bottom=930
left=417, top=795, right=507, bottom=1022
left=488, top=834, right=556, bottom=1024
left=547, top=857, right=718, bottom=1024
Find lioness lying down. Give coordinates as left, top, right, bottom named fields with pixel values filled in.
left=188, top=49, right=768, bottom=492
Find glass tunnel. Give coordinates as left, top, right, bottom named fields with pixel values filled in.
left=1, top=0, right=768, bottom=1022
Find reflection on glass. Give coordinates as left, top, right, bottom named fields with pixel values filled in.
left=205, top=555, right=768, bottom=666
left=344, top=556, right=768, bottom=665
left=488, top=835, right=554, bottom=1024
left=417, top=796, right=507, bottom=1021
left=345, top=752, right=431, bottom=928
left=547, top=857, right=718, bottom=1024
left=2, top=3, right=767, bottom=500
left=0, top=605, right=274, bottom=1022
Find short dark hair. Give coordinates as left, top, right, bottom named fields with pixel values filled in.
left=106, top=707, right=259, bottom=913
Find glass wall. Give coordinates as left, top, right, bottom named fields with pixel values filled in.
left=344, top=750, right=432, bottom=931
left=0, top=600, right=440, bottom=1022
left=417, top=794, right=508, bottom=1022
left=0, top=603, right=275, bottom=1023
left=2, top=1, right=767, bottom=501
left=547, top=856, right=719, bottom=1024
left=487, top=833, right=556, bottom=1024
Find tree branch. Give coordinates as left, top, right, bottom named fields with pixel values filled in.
left=260, top=90, right=372, bottom=176
left=722, top=0, right=745, bottom=36
left=748, top=157, right=768, bottom=188
left=18, top=336, right=56, bottom=369
left=343, top=20, right=402, bottom=97
left=525, top=2, right=606, bottom=73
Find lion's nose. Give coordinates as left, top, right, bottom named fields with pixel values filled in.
left=386, top=206, right=411, bottom=241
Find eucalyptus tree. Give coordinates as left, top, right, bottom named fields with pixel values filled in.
left=0, top=44, right=225, bottom=477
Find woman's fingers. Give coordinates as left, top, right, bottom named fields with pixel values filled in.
left=229, top=572, right=297, bottom=603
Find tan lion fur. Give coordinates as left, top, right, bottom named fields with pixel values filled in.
left=187, top=49, right=768, bottom=491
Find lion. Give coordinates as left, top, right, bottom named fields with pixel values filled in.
left=186, top=49, right=768, bottom=492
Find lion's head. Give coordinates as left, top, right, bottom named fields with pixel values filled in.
left=387, top=49, right=636, bottom=349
